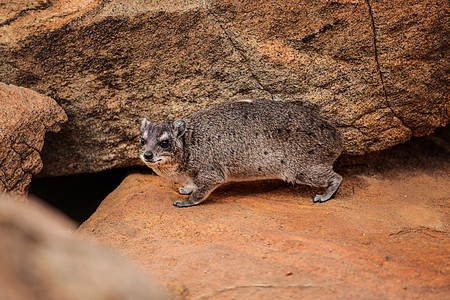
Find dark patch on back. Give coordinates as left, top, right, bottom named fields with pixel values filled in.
left=307, top=131, right=316, bottom=138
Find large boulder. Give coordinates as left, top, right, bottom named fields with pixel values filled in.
left=0, top=194, right=168, bottom=300
left=0, top=0, right=448, bottom=176
left=78, top=146, right=449, bottom=299
left=0, top=82, right=67, bottom=195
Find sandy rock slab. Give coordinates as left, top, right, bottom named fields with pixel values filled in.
left=0, top=82, right=67, bottom=196
left=0, top=194, right=168, bottom=300
left=79, top=159, right=449, bottom=299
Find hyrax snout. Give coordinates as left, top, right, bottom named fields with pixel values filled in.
left=140, top=99, right=343, bottom=207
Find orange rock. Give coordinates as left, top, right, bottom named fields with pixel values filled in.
left=79, top=158, right=449, bottom=299
left=0, top=82, right=67, bottom=196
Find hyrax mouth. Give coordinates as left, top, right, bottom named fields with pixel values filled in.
left=140, top=155, right=166, bottom=166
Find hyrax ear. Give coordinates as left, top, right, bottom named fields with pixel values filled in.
left=141, top=118, right=152, bottom=132
left=173, top=120, right=186, bottom=137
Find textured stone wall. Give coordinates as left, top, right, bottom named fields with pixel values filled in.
left=0, top=0, right=448, bottom=176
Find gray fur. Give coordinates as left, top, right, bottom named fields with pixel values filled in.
left=140, top=99, right=343, bottom=207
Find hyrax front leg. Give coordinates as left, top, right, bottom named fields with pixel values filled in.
left=173, top=184, right=217, bottom=207
left=178, top=178, right=195, bottom=195
left=173, top=174, right=223, bottom=207
left=178, top=187, right=193, bottom=195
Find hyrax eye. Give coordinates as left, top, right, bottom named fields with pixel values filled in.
left=160, top=140, right=170, bottom=148
left=140, top=138, right=146, bottom=146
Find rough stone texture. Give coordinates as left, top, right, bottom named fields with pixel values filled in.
left=78, top=132, right=450, bottom=299
left=0, top=82, right=67, bottom=195
left=0, top=194, right=168, bottom=300
left=0, top=0, right=448, bottom=176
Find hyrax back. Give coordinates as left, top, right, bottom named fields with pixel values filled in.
left=140, top=99, right=343, bottom=207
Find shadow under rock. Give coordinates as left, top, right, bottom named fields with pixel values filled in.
left=29, top=166, right=151, bottom=225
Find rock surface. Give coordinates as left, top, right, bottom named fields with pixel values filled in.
left=0, top=82, right=67, bottom=196
left=0, top=194, right=168, bottom=300
left=0, top=0, right=448, bottom=176
left=79, top=133, right=450, bottom=299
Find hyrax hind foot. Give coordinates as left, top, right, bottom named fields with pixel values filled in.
left=313, top=195, right=329, bottom=203
left=312, top=172, right=342, bottom=203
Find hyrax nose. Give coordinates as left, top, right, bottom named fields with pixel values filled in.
left=144, top=152, right=154, bottom=160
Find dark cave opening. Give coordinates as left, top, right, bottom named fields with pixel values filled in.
left=29, top=166, right=150, bottom=225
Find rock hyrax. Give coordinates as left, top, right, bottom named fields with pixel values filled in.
left=140, top=99, right=343, bottom=207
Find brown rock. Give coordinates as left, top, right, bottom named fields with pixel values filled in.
left=0, top=194, right=168, bottom=300
left=0, top=82, right=67, bottom=196
left=370, top=0, right=450, bottom=136
left=78, top=137, right=449, bottom=299
left=0, top=0, right=448, bottom=176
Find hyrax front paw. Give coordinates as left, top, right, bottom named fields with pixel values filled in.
left=178, top=187, right=193, bottom=195
left=173, top=200, right=199, bottom=208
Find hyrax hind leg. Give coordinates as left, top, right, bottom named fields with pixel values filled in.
left=296, top=166, right=342, bottom=203
left=312, top=171, right=342, bottom=203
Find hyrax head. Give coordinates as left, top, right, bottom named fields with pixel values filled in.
left=140, top=118, right=186, bottom=167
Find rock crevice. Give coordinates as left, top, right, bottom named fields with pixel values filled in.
left=208, top=4, right=274, bottom=99
left=364, top=0, right=411, bottom=133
